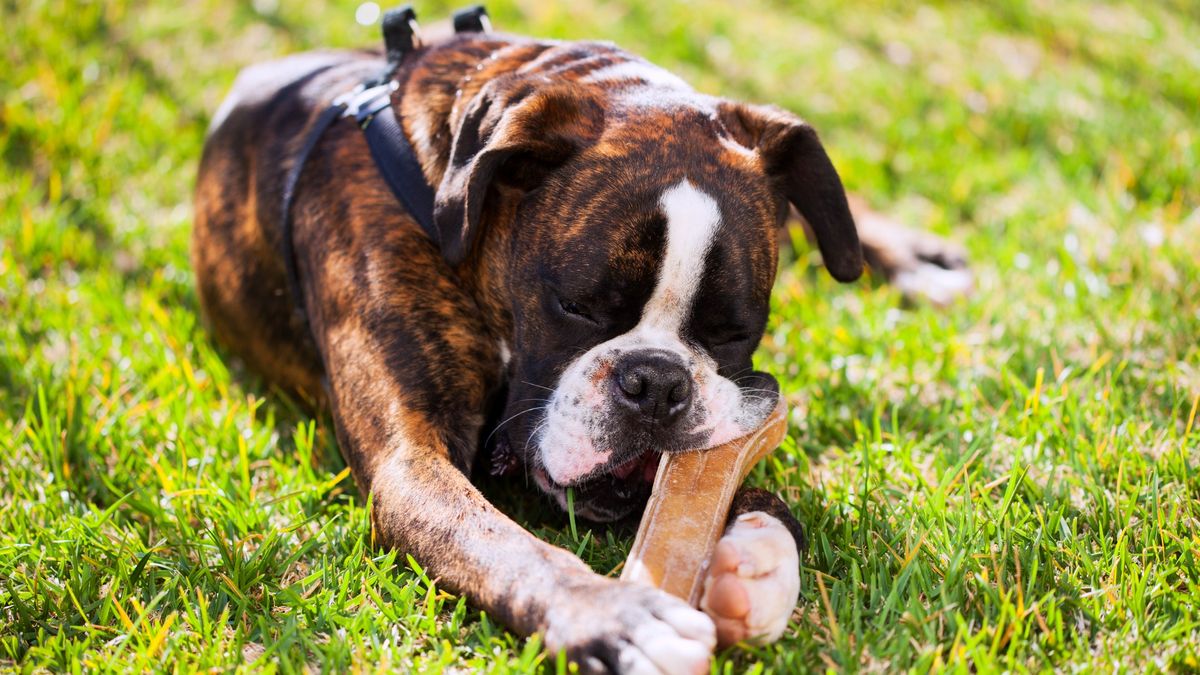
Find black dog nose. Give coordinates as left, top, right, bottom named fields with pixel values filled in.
left=612, top=351, right=692, bottom=425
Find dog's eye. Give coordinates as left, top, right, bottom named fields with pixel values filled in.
left=709, top=331, right=750, bottom=349
left=558, top=297, right=595, bottom=322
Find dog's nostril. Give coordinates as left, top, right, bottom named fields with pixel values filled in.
left=618, top=370, right=646, bottom=398
left=668, top=380, right=690, bottom=404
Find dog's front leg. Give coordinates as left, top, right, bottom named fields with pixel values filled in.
left=306, top=244, right=715, bottom=674
left=700, top=488, right=804, bottom=647
left=369, top=448, right=716, bottom=673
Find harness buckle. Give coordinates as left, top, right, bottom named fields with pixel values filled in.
left=334, top=81, right=399, bottom=128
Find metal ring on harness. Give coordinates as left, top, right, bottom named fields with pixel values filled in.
left=334, top=81, right=400, bottom=127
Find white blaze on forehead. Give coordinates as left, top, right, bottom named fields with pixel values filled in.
left=642, top=180, right=723, bottom=333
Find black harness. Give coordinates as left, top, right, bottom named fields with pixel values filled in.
left=279, top=5, right=490, bottom=320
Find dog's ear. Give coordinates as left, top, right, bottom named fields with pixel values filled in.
left=718, top=102, right=863, bottom=282
left=434, top=81, right=604, bottom=265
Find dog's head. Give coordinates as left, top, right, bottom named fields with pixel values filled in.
left=433, top=60, right=862, bottom=521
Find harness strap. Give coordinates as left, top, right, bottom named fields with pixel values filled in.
left=354, top=86, right=439, bottom=242
left=279, top=102, right=349, bottom=317
left=279, top=4, right=489, bottom=323
left=278, top=81, right=442, bottom=322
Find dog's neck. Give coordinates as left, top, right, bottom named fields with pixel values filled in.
left=389, top=35, right=558, bottom=347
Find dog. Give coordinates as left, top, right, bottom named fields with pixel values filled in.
left=193, top=19, right=970, bottom=674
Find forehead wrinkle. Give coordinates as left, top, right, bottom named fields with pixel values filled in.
left=641, top=179, right=723, bottom=333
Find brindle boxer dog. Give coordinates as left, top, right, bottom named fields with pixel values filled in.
left=194, top=27, right=970, bottom=674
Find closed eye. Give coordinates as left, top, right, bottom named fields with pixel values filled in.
left=558, top=296, right=598, bottom=324
left=707, top=330, right=750, bottom=348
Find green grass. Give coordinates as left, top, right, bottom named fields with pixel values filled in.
left=3, top=0, right=1199, bottom=671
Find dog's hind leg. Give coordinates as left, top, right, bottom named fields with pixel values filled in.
left=849, top=196, right=974, bottom=306
left=793, top=198, right=974, bottom=306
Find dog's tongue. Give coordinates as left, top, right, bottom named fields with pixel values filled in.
left=613, top=451, right=662, bottom=481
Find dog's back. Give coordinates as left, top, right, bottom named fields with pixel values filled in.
left=193, top=49, right=384, bottom=396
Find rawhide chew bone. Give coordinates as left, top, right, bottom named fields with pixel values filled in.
left=621, top=397, right=788, bottom=605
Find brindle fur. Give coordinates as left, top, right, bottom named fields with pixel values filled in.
left=194, top=32, right=960, bottom=663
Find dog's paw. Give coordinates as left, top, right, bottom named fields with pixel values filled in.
left=854, top=207, right=973, bottom=307
left=543, top=576, right=715, bottom=674
left=699, top=511, right=800, bottom=648
left=882, top=228, right=973, bottom=307
left=891, top=257, right=974, bottom=308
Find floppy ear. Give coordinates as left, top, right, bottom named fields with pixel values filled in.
left=434, top=80, right=604, bottom=265
left=718, top=102, right=864, bottom=282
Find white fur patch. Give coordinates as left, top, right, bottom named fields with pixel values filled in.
left=643, top=180, right=723, bottom=332
left=701, top=511, right=800, bottom=646
left=497, top=338, right=512, bottom=366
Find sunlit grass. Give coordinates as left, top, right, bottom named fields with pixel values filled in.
left=2, top=0, right=1198, bottom=671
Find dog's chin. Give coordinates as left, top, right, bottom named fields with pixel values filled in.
left=532, top=450, right=662, bottom=523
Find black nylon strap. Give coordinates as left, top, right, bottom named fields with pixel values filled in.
left=278, top=91, right=440, bottom=324
left=360, top=104, right=440, bottom=245
left=278, top=83, right=441, bottom=327
left=280, top=102, right=347, bottom=317
left=278, top=6, right=492, bottom=327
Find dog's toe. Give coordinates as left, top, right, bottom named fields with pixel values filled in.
left=544, top=576, right=715, bottom=674
left=627, top=615, right=713, bottom=674
left=700, top=511, right=800, bottom=648
left=893, top=260, right=974, bottom=307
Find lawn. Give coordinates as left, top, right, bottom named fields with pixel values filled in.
left=2, top=0, right=1199, bottom=672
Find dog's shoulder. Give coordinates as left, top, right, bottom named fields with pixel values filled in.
left=207, top=49, right=381, bottom=142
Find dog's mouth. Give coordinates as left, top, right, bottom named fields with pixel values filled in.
left=502, top=370, right=781, bottom=523
left=611, top=448, right=662, bottom=482
left=532, top=448, right=663, bottom=522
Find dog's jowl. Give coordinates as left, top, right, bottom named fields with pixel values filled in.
left=194, top=23, right=967, bottom=673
